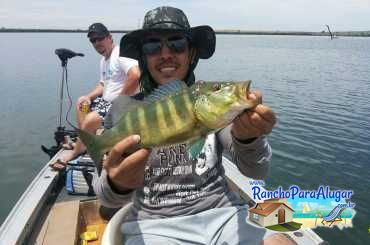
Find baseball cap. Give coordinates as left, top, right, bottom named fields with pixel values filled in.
left=87, top=23, right=110, bottom=38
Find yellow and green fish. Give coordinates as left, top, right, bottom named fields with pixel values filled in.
left=78, top=80, right=257, bottom=173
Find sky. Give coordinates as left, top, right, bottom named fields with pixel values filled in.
left=1, top=0, right=370, bottom=32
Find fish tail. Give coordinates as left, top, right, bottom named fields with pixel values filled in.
left=78, top=129, right=105, bottom=174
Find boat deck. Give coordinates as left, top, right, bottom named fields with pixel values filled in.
left=28, top=150, right=125, bottom=245
left=33, top=197, right=114, bottom=245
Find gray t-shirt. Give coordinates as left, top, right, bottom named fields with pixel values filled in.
left=94, top=96, right=272, bottom=221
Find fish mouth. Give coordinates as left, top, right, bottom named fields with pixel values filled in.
left=234, top=80, right=258, bottom=109
left=236, top=80, right=251, bottom=101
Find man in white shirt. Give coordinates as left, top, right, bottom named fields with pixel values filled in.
left=51, top=23, right=140, bottom=170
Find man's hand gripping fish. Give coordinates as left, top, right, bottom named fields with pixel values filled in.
left=78, top=80, right=258, bottom=174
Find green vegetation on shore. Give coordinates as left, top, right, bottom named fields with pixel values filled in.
left=1, top=28, right=369, bottom=37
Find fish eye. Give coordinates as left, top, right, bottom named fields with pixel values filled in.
left=212, top=83, right=221, bottom=91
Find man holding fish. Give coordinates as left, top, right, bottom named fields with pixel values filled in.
left=83, top=6, right=293, bottom=245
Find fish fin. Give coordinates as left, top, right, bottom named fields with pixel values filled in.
left=78, top=129, right=105, bottom=175
left=189, top=138, right=206, bottom=159
left=107, top=95, right=147, bottom=127
left=145, top=80, right=188, bottom=102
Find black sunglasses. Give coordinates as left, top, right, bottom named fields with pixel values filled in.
left=142, top=35, right=190, bottom=55
left=89, top=36, right=106, bottom=44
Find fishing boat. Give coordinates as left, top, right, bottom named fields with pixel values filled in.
left=0, top=149, right=328, bottom=245
left=0, top=49, right=328, bottom=245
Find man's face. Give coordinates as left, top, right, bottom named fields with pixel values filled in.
left=143, top=32, right=194, bottom=85
left=89, top=33, right=113, bottom=58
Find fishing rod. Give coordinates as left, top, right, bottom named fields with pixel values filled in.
left=41, top=48, right=84, bottom=158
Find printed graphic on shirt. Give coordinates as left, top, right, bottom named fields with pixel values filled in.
left=143, top=135, right=220, bottom=206
left=102, top=68, right=113, bottom=80
left=195, top=135, right=218, bottom=176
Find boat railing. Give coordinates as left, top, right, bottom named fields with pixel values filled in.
left=0, top=151, right=62, bottom=244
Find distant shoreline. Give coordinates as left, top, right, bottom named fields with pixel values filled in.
left=1, top=28, right=370, bottom=37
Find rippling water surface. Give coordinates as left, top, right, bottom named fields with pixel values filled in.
left=0, top=33, right=369, bottom=244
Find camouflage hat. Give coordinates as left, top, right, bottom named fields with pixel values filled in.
left=120, top=6, right=215, bottom=60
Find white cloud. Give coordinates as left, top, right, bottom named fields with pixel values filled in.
left=308, top=202, right=319, bottom=209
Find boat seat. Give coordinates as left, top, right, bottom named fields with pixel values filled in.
left=101, top=202, right=133, bottom=245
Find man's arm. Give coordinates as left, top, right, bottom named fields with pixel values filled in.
left=76, top=82, right=104, bottom=110
left=93, top=169, right=134, bottom=208
left=218, top=91, right=276, bottom=179
left=218, top=126, right=271, bottom=179
left=93, top=135, right=150, bottom=207
left=118, top=57, right=140, bottom=96
left=120, top=66, right=141, bottom=96
left=86, top=82, right=104, bottom=100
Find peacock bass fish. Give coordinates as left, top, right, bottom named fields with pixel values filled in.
left=78, top=80, right=258, bottom=174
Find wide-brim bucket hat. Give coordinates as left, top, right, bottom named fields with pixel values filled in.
left=120, top=6, right=216, bottom=60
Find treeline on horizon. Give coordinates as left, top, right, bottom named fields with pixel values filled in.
left=1, top=27, right=370, bottom=37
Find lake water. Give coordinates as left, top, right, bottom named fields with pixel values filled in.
left=0, top=33, right=369, bottom=244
